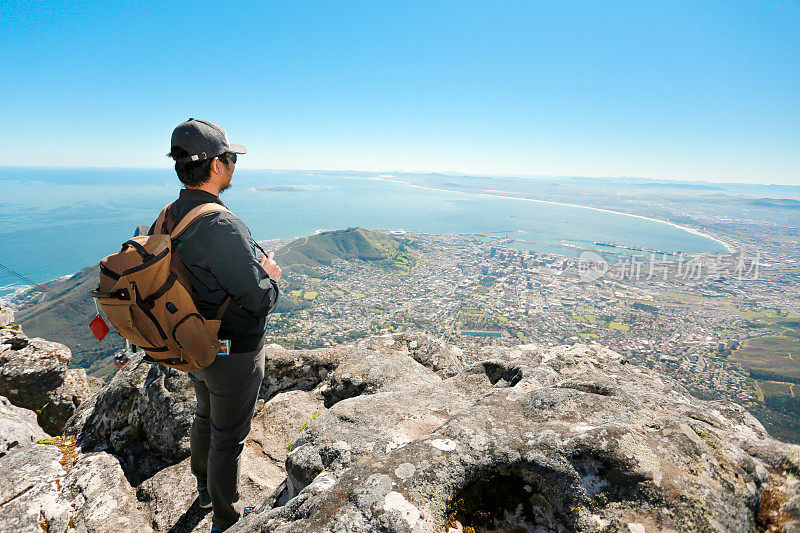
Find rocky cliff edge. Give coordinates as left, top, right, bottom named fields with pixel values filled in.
left=0, top=297, right=798, bottom=532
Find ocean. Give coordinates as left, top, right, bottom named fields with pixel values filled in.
left=0, top=167, right=729, bottom=297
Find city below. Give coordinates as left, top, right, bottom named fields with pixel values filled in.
left=258, top=189, right=800, bottom=444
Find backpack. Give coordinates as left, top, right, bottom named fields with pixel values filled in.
left=91, top=202, right=232, bottom=372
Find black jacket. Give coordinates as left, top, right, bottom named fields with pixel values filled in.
left=149, top=188, right=279, bottom=352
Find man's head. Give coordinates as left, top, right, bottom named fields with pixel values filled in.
left=167, top=118, right=246, bottom=189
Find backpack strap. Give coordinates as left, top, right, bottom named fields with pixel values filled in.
left=170, top=203, right=233, bottom=239
left=215, top=296, right=231, bottom=320
left=153, top=202, right=175, bottom=235
left=167, top=202, right=235, bottom=322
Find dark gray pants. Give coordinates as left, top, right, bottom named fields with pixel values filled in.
left=188, top=346, right=265, bottom=531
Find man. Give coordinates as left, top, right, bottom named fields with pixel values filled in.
left=157, top=118, right=281, bottom=532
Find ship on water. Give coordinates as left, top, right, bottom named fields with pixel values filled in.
left=595, top=241, right=681, bottom=255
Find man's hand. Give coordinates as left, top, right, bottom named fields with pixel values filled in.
left=260, top=251, right=282, bottom=283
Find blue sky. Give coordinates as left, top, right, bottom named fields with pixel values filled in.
left=1, top=1, right=798, bottom=184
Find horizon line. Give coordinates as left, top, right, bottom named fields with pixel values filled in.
left=0, top=164, right=797, bottom=189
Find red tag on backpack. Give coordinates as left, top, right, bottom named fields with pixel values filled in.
left=89, top=314, right=110, bottom=341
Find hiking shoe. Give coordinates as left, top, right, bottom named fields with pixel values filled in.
left=197, top=487, right=212, bottom=509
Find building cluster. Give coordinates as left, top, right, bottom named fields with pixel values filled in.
left=264, top=227, right=799, bottom=410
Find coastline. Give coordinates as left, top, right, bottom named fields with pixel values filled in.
left=0, top=273, right=73, bottom=304
left=360, top=176, right=736, bottom=253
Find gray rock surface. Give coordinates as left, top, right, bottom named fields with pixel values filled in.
left=63, top=451, right=153, bottom=532
left=319, top=346, right=442, bottom=407
left=0, top=299, right=13, bottom=327
left=260, top=343, right=342, bottom=400
left=0, top=442, right=71, bottom=533
left=0, top=395, right=48, bottom=458
left=64, top=353, right=196, bottom=477
left=231, top=342, right=800, bottom=533
left=64, top=334, right=444, bottom=479
left=136, top=457, right=214, bottom=532
left=0, top=331, right=70, bottom=409
left=247, top=389, right=327, bottom=498
left=0, top=441, right=152, bottom=532
left=8, top=331, right=800, bottom=532
left=356, top=332, right=466, bottom=378
left=0, top=325, right=101, bottom=435
left=64, top=342, right=344, bottom=475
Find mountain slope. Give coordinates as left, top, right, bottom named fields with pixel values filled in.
left=12, top=265, right=120, bottom=379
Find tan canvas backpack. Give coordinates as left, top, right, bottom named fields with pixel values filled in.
left=91, top=202, right=232, bottom=372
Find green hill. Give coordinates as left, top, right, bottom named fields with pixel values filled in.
left=11, top=228, right=415, bottom=379
left=276, top=227, right=416, bottom=276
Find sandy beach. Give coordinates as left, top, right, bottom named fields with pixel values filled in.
left=359, top=176, right=735, bottom=253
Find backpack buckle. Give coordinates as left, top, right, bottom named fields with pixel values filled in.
left=89, top=287, right=131, bottom=300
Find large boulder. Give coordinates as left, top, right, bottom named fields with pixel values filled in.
left=64, top=352, right=195, bottom=481
left=356, top=332, right=466, bottom=378
left=0, top=395, right=47, bottom=458
left=0, top=439, right=152, bottom=532
left=0, top=326, right=101, bottom=434
left=260, top=343, right=342, bottom=400
left=0, top=331, right=70, bottom=410
left=319, top=346, right=442, bottom=407
left=283, top=379, right=476, bottom=497
left=231, top=342, right=800, bottom=533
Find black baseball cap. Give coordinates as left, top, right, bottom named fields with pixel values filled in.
left=170, top=118, right=247, bottom=162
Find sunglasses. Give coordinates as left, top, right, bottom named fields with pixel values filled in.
left=219, top=153, right=238, bottom=164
